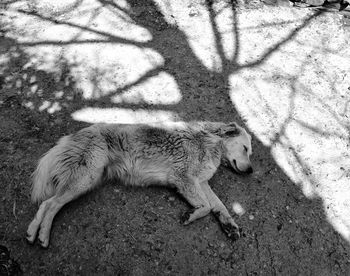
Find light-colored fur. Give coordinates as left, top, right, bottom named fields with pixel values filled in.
left=27, top=121, right=253, bottom=247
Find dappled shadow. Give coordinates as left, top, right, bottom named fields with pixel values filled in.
left=1, top=0, right=350, bottom=275
left=0, top=37, right=83, bottom=114
left=3, top=0, right=321, bottom=121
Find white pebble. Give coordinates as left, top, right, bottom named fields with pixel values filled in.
left=232, top=202, right=246, bottom=216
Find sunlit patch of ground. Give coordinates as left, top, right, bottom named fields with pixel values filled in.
left=72, top=107, right=180, bottom=124
left=227, top=7, right=350, bottom=240
left=2, top=0, right=350, bottom=244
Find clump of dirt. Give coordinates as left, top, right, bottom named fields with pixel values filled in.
left=0, top=245, right=22, bottom=276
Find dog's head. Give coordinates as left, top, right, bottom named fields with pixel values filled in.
left=215, top=122, right=253, bottom=175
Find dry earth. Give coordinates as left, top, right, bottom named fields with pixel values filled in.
left=1, top=0, right=350, bottom=275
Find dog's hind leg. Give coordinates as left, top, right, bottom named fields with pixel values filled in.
left=27, top=198, right=52, bottom=244
left=27, top=166, right=104, bottom=247
left=176, top=177, right=211, bottom=225
left=200, top=181, right=240, bottom=241
left=26, top=194, right=73, bottom=247
left=35, top=192, right=76, bottom=248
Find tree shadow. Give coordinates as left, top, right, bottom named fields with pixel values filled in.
left=9, top=0, right=321, bottom=121
left=1, top=1, right=350, bottom=275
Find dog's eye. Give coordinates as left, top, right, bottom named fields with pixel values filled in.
left=244, top=146, right=248, bottom=152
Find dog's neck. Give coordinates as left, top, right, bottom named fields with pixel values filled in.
left=201, top=132, right=228, bottom=166
left=218, top=139, right=229, bottom=165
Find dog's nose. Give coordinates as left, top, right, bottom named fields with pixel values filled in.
left=245, top=167, right=253, bottom=174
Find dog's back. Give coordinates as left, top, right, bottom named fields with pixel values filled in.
left=100, top=123, right=222, bottom=187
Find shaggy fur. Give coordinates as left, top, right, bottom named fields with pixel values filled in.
left=27, top=121, right=253, bottom=247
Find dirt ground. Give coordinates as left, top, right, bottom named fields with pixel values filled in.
left=1, top=0, right=350, bottom=275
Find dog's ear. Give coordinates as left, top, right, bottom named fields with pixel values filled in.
left=214, top=122, right=240, bottom=137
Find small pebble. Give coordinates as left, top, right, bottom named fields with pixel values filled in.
left=232, top=202, right=245, bottom=216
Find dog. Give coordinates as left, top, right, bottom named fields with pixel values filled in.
left=26, top=121, right=253, bottom=247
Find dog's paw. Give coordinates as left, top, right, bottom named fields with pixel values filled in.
left=180, top=209, right=194, bottom=225
left=38, top=239, right=49, bottom=248
left=220, top=222, right=241, bottom=241
left=26, top=231, right=36, bottom=244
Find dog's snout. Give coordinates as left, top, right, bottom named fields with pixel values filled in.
left=231, top=160, right=253, bottom=175
left=245, top=166, right=253, bottom=174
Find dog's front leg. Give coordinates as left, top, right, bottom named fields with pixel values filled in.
left=176, top=177, right=211, bottom=225
left=200, top=181, right=240, bottom=241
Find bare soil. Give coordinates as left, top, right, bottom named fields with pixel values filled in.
left=1, top=1, right=350, bottom=275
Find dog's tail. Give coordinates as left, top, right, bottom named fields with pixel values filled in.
left=31, top=126, right=110, bottom=203
left=31, top=126, right=116, bottom=203
left=31, top=136, right=71, bottom=203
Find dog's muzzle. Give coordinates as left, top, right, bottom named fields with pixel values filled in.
left=232, top=160, right=253, bottom=175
